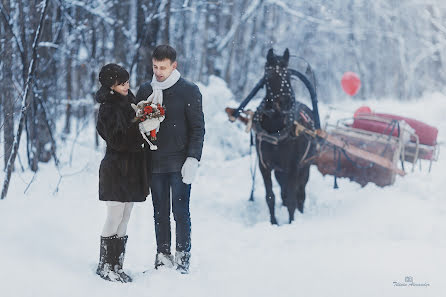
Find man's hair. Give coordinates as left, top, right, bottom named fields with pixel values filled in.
left=152, top=45, right=177, bottom=62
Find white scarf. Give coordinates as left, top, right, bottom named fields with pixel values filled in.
left=147, top=69, right=181, bottom=106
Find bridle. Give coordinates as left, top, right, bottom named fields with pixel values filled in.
left=264, top=64, right=294, bottom=109
left=252, top=63, right=298, bottom=146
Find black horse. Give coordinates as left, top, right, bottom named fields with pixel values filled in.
left=252, top=48, right=317, bottom=224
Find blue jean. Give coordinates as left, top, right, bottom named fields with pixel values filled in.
left=151, top=172, right=191, bottom=253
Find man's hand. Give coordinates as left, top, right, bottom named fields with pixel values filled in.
left=181, top=157, right=199, bottom=184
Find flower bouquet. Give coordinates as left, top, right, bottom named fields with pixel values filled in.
left=138, top=103, right=166, bottom=140
left=131, top=101, right=166, bottom=150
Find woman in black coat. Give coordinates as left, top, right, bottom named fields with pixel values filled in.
left=95, top=63, right=151, bottom=283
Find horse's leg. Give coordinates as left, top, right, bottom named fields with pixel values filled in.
left=274, top=170, right=288, bottom=207
left=296, top=165, right=311, bottom=214
left=259, top=164, right=277, bottom=225
left=286, top=169, right=299, bottom=223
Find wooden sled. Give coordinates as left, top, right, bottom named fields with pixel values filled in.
left=348, top=114, right=439, bottom=171
left=314, top=124, right=404, bottom=187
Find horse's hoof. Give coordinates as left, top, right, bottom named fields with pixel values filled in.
left=270, top=218, right=278, bottom=225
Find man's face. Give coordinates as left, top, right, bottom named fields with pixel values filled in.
left=152, top=58, right=177, bottom=82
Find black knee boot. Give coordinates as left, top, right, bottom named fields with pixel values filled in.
left=96, top=235, right=121, bottom=282
left=112, top=235, right=132, bottom=283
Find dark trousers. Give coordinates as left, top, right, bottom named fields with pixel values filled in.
left=151, top=172, right=191, bottom=254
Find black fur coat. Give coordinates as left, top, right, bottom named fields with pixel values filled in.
left=96, top=87, right=151, bottom=202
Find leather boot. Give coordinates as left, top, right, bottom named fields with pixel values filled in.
left=175, top=251, right=191, bottom=274
left=96, top=235, right=121, bottom=282
left=112, top=235, right=132, bottom=283
left=154, top=252, right=174, bottom=269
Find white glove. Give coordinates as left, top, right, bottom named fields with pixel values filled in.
left=139, top=118, right=161, bottom=133
left=181, top=157, right=199, bottom=184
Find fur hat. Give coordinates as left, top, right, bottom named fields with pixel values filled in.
left=98, top=63, right=129, bottom=88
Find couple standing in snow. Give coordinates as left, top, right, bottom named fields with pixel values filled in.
left=94, top=45, right=205, bottom=282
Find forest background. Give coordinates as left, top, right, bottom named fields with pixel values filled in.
left=1, top=0, right=445, bottom=196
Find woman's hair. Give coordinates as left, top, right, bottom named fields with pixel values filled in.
left=152, top=45, right=176, bottom=62
left=98, top=63, right=129, bottom=88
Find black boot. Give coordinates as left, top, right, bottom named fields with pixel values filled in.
left=96, top=235, right=121, bottom=282
left=175, top=251, right=191, bottom=274
left=112, top=235, right=132, bottom=283
left=154, top=252, right=174, bottom=269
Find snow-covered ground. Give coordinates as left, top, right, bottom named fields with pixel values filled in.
left=1, top=76, right=445, bottom=297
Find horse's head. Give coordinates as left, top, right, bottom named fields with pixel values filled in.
left=264, top=48, right=293, bottom=111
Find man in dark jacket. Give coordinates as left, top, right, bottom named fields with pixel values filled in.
left=136, top=45, right=205, bottom=274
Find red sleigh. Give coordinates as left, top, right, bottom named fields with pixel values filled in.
left=351, top=106, right=439, bottom=162
left=315, top=106, right=439, bottom=187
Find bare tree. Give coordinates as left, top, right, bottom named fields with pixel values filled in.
left=1, top=0, right=50, bottom=200
left=0, top=0, right=15, bottom=170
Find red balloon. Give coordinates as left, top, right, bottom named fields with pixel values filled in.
left=341, top=72, right=361, bottom=96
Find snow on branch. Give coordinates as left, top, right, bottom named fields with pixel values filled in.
left=267, top=0, right=346, bottom=27
left=58, top=0, right=115, bottom=25
left=38, top=42, right=59, bottom=49
left=0, top=2, right=25, bottom=58
left=216, top=0, right=264, bottom=53
left=423, top=9, right=446, bottom=37
left=409, top=41, right=446, bottom=74
left=182, top=0, right=190, bottom=8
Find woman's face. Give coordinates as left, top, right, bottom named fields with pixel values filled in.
left=111, top=80, right=129, bottom=96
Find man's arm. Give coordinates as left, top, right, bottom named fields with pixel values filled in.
left=185, top=85, right=205, bottom=161
left=135, top=81, right=153, bottom=103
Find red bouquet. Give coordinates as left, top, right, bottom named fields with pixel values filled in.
left=138, top=103, right=166, bottom=140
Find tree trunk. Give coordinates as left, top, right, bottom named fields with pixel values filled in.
left=1, top=0, right=14, bottom=170
left=64, top=6, right=73, bottom=135
left=162, top=0, right=171, bottom=44
left=1, top=0, right=50, bottom=199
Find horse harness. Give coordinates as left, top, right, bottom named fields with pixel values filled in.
left=251, top=64, right=315, bottom=168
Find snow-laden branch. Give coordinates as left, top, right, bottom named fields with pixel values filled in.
left=423, top=9, right=446, bottom=37
left=38, top=42, right=59, bottom=49
left=267, top=0, right=346, bottom=27
left=216, top=0, right=264, bottom=53
left=0, top=2, right=25, bottom=58
left=409, top=41, right=446, bottom=74
left=1, top=0, right=50, bottom=200
left=61, top=0, right=115, bottom=25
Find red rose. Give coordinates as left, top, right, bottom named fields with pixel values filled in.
left=144, top=105, right=153, bottom=114
left=150, top=129, right=157, bottom=140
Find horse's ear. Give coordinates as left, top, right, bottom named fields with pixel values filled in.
left=283, top=48, right=290, bottom=63
left=267, top=48, right=274, bottom=63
